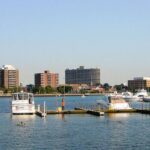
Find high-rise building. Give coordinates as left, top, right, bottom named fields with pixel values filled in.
left=65, top=66, right=100, bottom=86
left=34, top=70, right=59, bottom=88
left=128, top=77, right=150, bottom=91
left=0, top=65, right=19, bottom=88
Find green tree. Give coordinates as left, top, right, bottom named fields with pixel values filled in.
left=32, top=87, right=39, bottom=94
left=114, top=84, right=127, bottom=92
left=39, top=87, right=45, bottom=94
left=103, top=83, right=110, bottom=91
left=45, top=86, right=54, bottom=93
left=57, top=86, right=73, bottom=94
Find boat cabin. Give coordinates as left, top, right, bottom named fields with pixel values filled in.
left=108, top=96, right=132, bottom=110
left=12, top=92, right=34, bottom=104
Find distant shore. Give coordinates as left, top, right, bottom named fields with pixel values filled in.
left=0, top=93, right=104, bottom=98
left=34, top=93, right=104, bottom=97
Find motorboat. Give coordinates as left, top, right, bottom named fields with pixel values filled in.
left=121, top=89, right=148, bottom=102
left=11, top=91, right=35, bottom=114
left=81, top=94, right=86, bottom=98
left=107, top=96, right=132, bottom=110
left=107, top=91, right=122, bottom=97
left=121, top=91, right=133, bottom=101
left=143, top=96, right=150, bottom=102
left=97, top=96, right=132, bottom=110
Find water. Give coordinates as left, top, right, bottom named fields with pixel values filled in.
left=0, top=96, right=150, bottom=150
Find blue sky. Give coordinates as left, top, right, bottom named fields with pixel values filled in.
left=0, top=0, right=150, bottom=85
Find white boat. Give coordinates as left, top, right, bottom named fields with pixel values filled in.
left=107, top=91, right=122, bottom=97
left=11, top=91, right=35, bottom=114
left=81, top=94, right=86, bottom=98
left=108, top=96, right=132, bottom=110
left=143, top=96, right=150, bottom=102
left=97, top=96, right=132, bottom=110
left=121, top=91, right=133, bottom=101
left=122, top=89, right=148, bottom=101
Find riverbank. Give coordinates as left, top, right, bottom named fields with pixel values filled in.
left=0, top=93, right=104, bottom=97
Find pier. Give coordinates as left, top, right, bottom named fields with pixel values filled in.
left=35, top=101, right=150, bottom=118
left=136, top=109, right=150, bottom=114
left=36, top=102, right=47, bottom=117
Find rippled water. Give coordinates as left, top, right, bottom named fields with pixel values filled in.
left=0, top=96, right=150, bottom=150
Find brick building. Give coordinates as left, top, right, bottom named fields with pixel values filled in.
left=128, top=77, right=150, bottom=91
left=0, top=65, right=19, bottom=88
left=34, top=70, right=59, bottom=88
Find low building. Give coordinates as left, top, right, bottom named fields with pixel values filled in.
left=128, top=77, right=150, bottom=91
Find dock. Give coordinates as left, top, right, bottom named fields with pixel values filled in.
left=136, top=109, right=150, bottom=114
left=36, top=111, right=47, bottom=117
left=74, top=107, right=104, bottom=116
left=35, top=102, right=150, bottom=118
left=104, top=109, right=137, bottom=113
left=36, top=102, right=47, bottom=117
left=36, top=108, right=104, bottom=117
left=47, top=110, right=87, bottom=114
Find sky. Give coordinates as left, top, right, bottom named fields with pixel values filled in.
left=0, top=0, right=150, bottom=86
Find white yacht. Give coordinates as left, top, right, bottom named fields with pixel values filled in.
left=107, top=96, right=132, bottom=110
left=122, top=89, right=148, bottom=102
left=11, top=91, right=35, bottom=114
left=97, top=96, right=132, bottom=110
left=121, top=91, right=133, bottom=101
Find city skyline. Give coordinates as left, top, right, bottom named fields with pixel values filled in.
left=1, top=0, right=150, bottom=85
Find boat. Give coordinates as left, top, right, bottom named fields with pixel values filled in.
left=107, top=91, right=123, bottom=97
left=121, top=91, right=133, bottom=101
left=123, top=89, right=148, bottom=102
left=81, top=94, right=86, bottom=98
left=97, top=96, right=132, bottom=110
left=143, top=96, right=150, bottom=102
left=11, top=91, right=36, bottom=114
left=107, top=96, right=132, bottom=110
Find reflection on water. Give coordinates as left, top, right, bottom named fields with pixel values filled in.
left=108, top=113, right=130, bottom=119
left=55, top=114, right=65, bottom=121
left=11, top=114, right=36, bottom=121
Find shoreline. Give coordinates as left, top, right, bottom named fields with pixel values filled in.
left=0, top=93, right=104, bottom=98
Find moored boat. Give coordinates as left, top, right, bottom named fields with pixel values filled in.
left=108, top=96, right=132, bottom=110
left=97, top=96, right=132, bottom=111
left=11, top=91, right=35, bottom=114
left=143, top=97, right=150, bottom=102
left=122, top=89, right=148, bottom=102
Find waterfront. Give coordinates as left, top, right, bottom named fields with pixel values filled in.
left=1, top=96, right=150, bottom=150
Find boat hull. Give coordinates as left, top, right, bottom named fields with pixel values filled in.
left=143, top=97, right=150, bottom=102
left=12, top=104, right=35, bottom=114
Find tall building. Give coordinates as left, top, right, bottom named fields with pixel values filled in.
left=34, top=70, right=59, bottom=88
left=128, top=77, right=150, bottom=91
left=65, top=66, right=100, bottom=86
left=0, top=65, right=19, bottom=89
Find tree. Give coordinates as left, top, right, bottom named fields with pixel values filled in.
left=32, top=87, right=39, bottom=94
left=114, top=84, right=127, bottom=92
left=39, top=87, right=45, bottom=94
left=45, top=86, right=54, bottom=93
left=103, top=83, right=110, bottom=91
left=57, top=86, right=73, bottom=94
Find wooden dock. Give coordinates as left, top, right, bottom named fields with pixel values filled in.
left=136, top=109, right=150, bottom=114
left=87, top=110, right=104, bottom=116
left=36, top=111, right=47, bottom=117
left=74, top=107, right=104, bottom=116
left=47, top=110, right=87, bottom=115
left=104, top=109, right=137, bottom=113
left=35, top=105, right=150, bottom=118
left=36, top=109, right=104, bottom=117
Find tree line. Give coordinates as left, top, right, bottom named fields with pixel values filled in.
left=0, top=83, right=134, bottom=94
